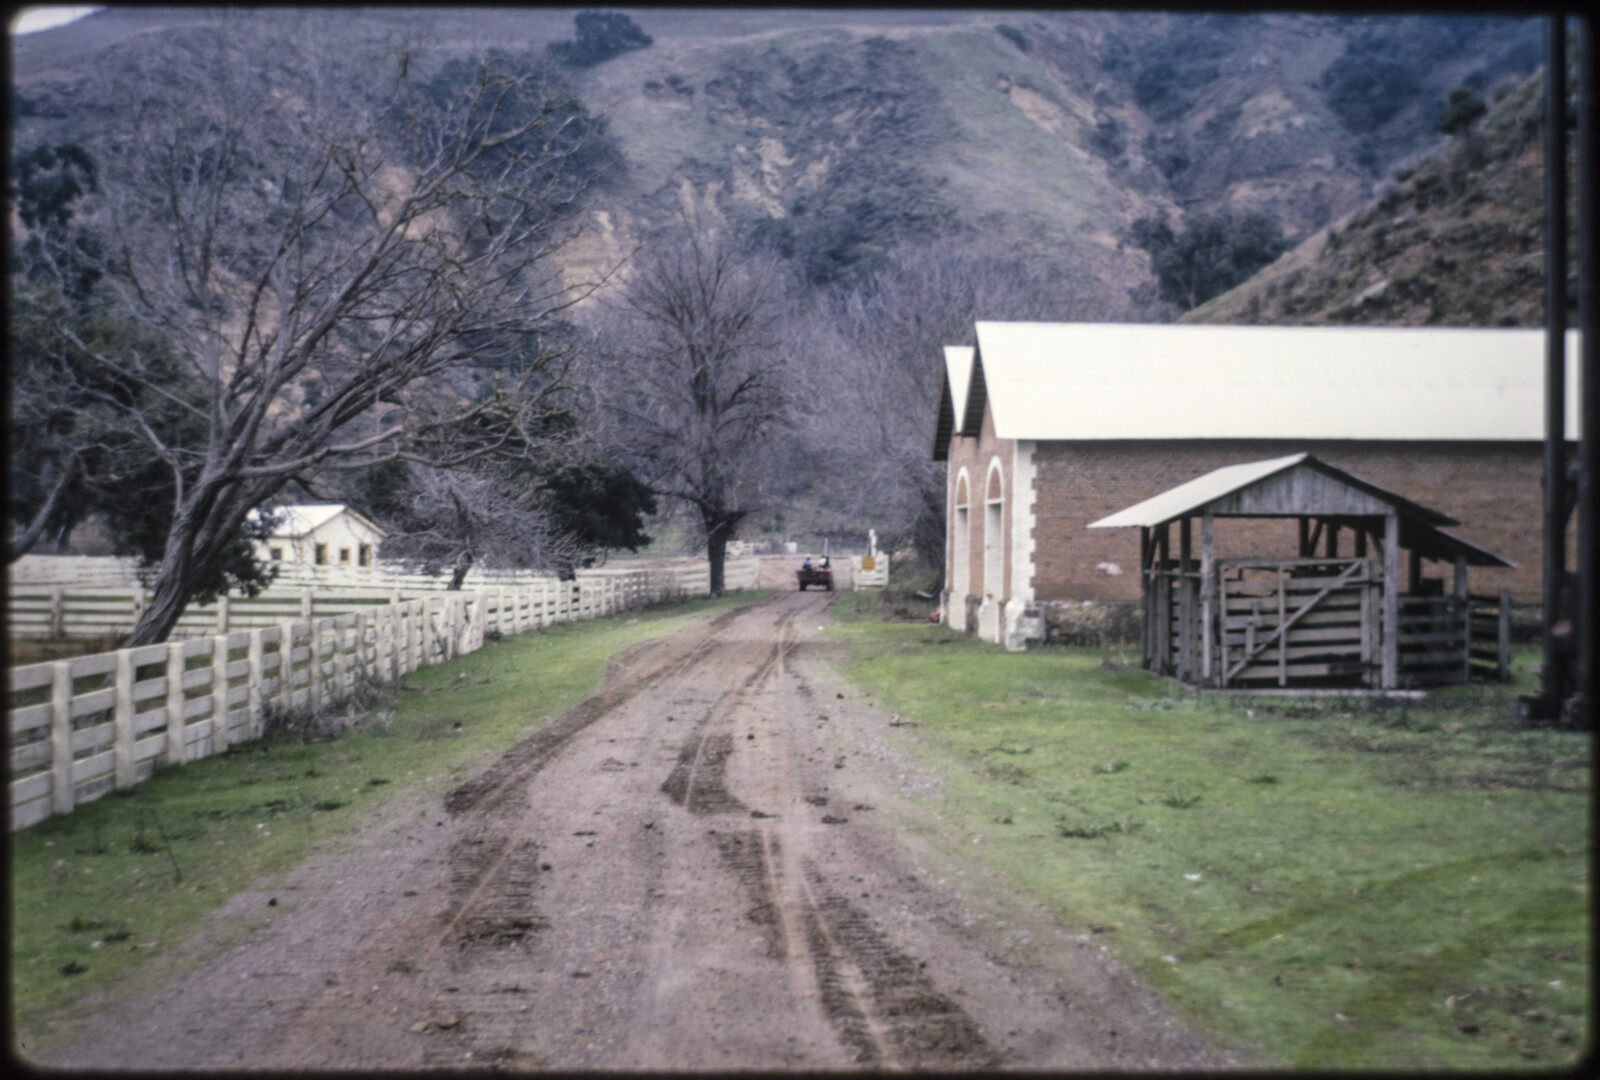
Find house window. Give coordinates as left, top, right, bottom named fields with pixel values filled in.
left=358, top=544, right=372, bottom=567
left=314, top=543, right=328, bottom=565
left=269, top=547, right=283, bottom=562
left=339, top=547, right=351, bottom=564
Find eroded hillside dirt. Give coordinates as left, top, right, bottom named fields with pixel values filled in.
left=38, top=592, right=1236, bottom=1071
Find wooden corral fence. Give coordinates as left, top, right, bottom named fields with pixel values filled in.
left=7, top=561, right=759, bottom=831
left=1151, top=555, right=1512, bottom=690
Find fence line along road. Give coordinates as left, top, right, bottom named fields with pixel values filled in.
left=6, top=560, right=759, bottom=832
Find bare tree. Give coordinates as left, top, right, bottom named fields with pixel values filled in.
left=372, top=464, right=586, bottom=589
left=42, top=14, right=610, bottom=644
left=600, top=225, right=791, bottom=595
left=803, top=239, right=1111, bottom=575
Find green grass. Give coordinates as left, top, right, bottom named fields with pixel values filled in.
left=9, top=590, right=768, bottom=1049
left=822, top=593, right=1589, bottom=1070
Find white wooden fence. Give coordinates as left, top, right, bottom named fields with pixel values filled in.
left=6, top=557, right=758, bottom=640
left=6, top=560, right=758, bottom=831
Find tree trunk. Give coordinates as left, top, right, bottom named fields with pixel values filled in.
left=704, top=512, right=744, bottom=598
left=448, top=550, right=474, bottom=591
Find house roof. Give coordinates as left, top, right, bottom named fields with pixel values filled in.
left=250, top=504, right=387, bottom=540
left=933, top=323, right=1581, bottom=458
left=1088, top=453, right=1511, bottom=568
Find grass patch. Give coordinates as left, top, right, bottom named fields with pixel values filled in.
left=822, top=617, right=1589, bottom=1070
left=9, top=589, right=768, bottom=1051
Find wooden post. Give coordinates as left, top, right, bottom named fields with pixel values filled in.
left=278, top=620, right=298, bottom=714
left=308, top=624, right=323, bottom=717
left=114, top=648, right=136, bottom=790
left=166, top=640, right=186, bottom=765
left=1454, top=554, right=1470, bottom=684
left=1355, top=527, right=1368, bottom=558
left=1156, top=524, right=1171, bottom=675
left=1277, top=567, right=1288, bottom=687
left=301, top=588, right=313, bottom=618
left=51, top=661, right=74, bottom=814
left=247, top=629, right=264, bottom=738
left=1297, top=518, right=1310, bottom=559
left=211, top=635, right=230, bottom=754
left=1139, top=528, right=1152, bottom=667
left=1498, top=588, right=1512, bottom=683
left=216, top=592, right=230, bottom=634
left=1327, top=521, right=1340, bottom=559
left=1382, top=513, right=1400, bottom=690
left=1200, top=511, right=1216, bottom=686
left=50, top=587, right=64, bottom=638
left=333, top=618, right=349, bottom=703
left=1179, top=517, right=1194, bottom=682
left=355, top=611, right=370, bottom=681
left=1360, top=576, right=1375, bottom=683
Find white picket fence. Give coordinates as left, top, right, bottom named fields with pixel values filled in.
left=6, top=560, right=758, bottom=831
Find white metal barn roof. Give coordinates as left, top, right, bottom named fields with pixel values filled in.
left=965, top=322, right=1582, bottom=443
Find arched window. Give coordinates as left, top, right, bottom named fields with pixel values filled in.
left=983, top=461, right=1004, bottom=599
left=952, top=470, right=971, bottom=601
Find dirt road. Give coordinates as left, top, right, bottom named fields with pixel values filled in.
left=42, top=591, right=1234, bottom=1071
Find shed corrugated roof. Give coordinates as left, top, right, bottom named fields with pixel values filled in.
left=1088, top=454, right=1510, bottom=567
left=968, top=322, right=1581, bottom=442
left=1087, top=454, right=1310, bottom=529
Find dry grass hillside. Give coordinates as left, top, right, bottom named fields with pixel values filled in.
left=1185, top=69, right=1558, bottom=327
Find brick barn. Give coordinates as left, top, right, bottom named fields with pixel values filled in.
left=932, top=322, right=1580, bottom=650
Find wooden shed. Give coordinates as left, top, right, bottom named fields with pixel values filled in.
left=1088, top=454, right=1514, bottom=690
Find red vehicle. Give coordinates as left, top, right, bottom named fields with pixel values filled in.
left=796, top=558, right=834, bottom=591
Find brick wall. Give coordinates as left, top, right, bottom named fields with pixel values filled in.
left=1029, top=440, right=1547, bottom=604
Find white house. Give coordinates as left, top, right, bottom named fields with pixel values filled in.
left=251, top=504, right=387, bottom=582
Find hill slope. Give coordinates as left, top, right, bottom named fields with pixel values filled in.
left=1184, top=69, right=1555, bottom=327
left=11, top=8, right=1544, bottom=309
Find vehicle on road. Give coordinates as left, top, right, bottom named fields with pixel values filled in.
left=797, top=557, right=833, bottom=591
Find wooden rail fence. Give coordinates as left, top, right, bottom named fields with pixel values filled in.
left=7, top=561, right=758, bottom=831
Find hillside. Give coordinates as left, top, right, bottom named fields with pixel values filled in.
left=1185, top=68, right=1556, bottom=327
left=11, top=8, right=1544, bottom=311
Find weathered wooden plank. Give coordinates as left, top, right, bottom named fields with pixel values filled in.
left=1396, top=630, right=1470, bottom=646
left=1232, top=659, right=1371, bottom=681
left=69, top=687, right=116, bottom=719
left=7, top=664, right=57, bottom=693
left=12, top=740, right=53, bottom=772
left=10, top=702, right=52, bottom=737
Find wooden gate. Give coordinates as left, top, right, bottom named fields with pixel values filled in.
left=1214, top=557, right=1380, bottom=688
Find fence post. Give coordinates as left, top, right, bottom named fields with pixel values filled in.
left=51, top=661, right=75, bottom=815
left=279, top=620, right=298, bottom=715
left=217, top=592, right=230, bottom=635
left=308, top=623, right=323, bottom=718
left=247, top=628, right=264, bottom=738
left=356, top=611, right=370, bottom=681
left=133, top=584, right=146, bottom=630
left=50, top=587, right=64, bottom=638
left=301, top=588, right=313, bottom=618
left=114, top=648, right=136, bottom=790
left=333, top=618, right=349, bottom=704
left=1498, top=588, right=1512, bottom=683
left=211, top=635, right=230, bottom=754
left=166, top=640, right=186, bottom=765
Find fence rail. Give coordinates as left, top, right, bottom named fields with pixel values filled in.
left=7, top=560, right=758, bottom=831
